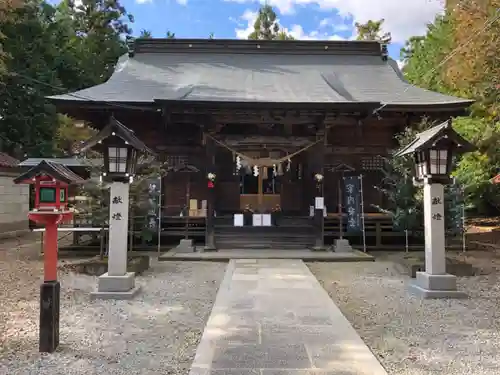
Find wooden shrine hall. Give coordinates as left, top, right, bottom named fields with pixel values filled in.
left=49, top=38, right=472, bottom=250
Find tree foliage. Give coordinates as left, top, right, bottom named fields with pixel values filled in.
left=355, top=19, right=391, bottom=43
left=401, top=1, right=500, bottom=214
left=374, top=118, right=465, bottom=235
left=248, top=4, right=294, bottom=40
left=0, top=0, right=133, bottom=157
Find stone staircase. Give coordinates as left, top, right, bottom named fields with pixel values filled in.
left=214, top=216, right=315, bottom=250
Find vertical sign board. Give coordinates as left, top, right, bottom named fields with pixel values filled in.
left=145, top=177, right=161, bottom=242
left=344, top=176, right=362, bottom=233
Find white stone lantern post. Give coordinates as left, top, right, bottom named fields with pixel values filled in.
left=79, top=116, right=154, bottom=299
left=395, top=120, right=475, bottom=299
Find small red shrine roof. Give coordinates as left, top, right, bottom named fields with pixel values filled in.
left=0, top=152, right=20, bottom=168
left=13, top=160, right=86, bottom=185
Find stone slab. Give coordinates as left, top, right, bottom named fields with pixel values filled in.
left=415, top=271, right=457, bottom=290
left=176, top=239, right=195, bottom=253
left=159, top=249, right=374, bottom=262
left=90, top=286, right=141, bottom=300
left=334, top=240, right=356, bottom=253
left=188, top=259, right=388, bottom=375
left=97, top=272, right=135, bottom=292
left=409, top=283, right=468, bottom=299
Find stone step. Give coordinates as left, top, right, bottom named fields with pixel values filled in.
left=214, top=241, right=314, bottom=250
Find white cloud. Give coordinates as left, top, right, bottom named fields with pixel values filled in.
left=285, top=24, right=345, bottom=40
left=234, top=9, right=259, bottom=39
left=226, top=0, right=445, bottom=43
left=176, top=0, right=188, bottom=4
left=234, top=9, right=345, bottom=40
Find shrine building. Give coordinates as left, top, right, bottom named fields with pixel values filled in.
left=49, top=38, right=472, bottom=249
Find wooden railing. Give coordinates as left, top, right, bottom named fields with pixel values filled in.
left=324, top=213, right=421, bottom=249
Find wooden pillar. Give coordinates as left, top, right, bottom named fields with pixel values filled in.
left=258, top=166, right=263, bottom=212
left=312, top=133, right=326, bottom=250
left=204, top=135, right=216, bottom=251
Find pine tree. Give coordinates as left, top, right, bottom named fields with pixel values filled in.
left=248, top=4, right=293, bottom=40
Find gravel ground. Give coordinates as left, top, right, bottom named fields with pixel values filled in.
left=308, top=260, right=500, bottom=375
left=0, top=239, right=226, bottom=375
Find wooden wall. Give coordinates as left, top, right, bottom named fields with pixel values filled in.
left=112, top=109, right=408, bottom=216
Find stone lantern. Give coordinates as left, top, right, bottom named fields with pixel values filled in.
left=79, top=116, right=154, bottom=299
left=395, top=120, right=475, bottom=298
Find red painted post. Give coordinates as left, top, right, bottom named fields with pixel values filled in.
left=43, top=222, right=58, bottom=282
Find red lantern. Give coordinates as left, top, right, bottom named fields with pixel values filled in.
left=208, top=181, right=214, bottom=188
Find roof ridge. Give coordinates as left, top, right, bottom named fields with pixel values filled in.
left=128, top=38, right=385, bottom=57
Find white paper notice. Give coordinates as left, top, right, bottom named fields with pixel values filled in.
left=234, top=214, right=243, bottom=227
left=315, top=197, right=324, bottom=209
left=262, top=214, right=271, bottom=226
left=253, top=214, right=263, bottom=226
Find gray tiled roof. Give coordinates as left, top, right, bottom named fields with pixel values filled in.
left=48, top=39, right=472, bottom=107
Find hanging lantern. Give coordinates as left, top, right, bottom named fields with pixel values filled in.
left=253, top=165, right=259, bottom=176
left=207, top=172, right=216, bottom=188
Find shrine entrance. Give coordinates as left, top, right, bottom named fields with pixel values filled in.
left=239, top=166, right=281, bottom=212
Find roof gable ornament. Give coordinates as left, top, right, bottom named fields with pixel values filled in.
left=126, top=36, right=135, bottom=58
left=381, top=44, right=388, bottom=61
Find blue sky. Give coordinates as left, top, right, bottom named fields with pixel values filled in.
left=63, top=0, right=446, bottom=62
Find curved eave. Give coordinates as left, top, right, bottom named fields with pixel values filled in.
left=154, top=99, right=382, bottom=112
left=380, top=100, right=474, bottom=114
left=48, top=97, right=158, bottom=111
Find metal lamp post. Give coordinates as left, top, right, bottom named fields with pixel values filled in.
left=395, top=120, right=475, bottom=299
left=79, top=116, right=153, bottom=300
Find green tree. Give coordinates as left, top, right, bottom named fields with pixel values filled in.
left=373, top=123, right=427, bottom=233
left=374, top=118, right=466, bottom=236
left=0, top=0, right=24, bottom=73
left=0, top=0, right=134, bottom=157
left=166, top=30, right=175, bottom=38
left=355, top=19, right=392, bottom=43
left=140, top=29, right=152, bottom=38
left=59, top=0, right=134, bottom=88
left=402, top=4, right=500, bottom=214
left=248, top=4, right=293, bottom=40
left=0, top=0, right=61, bottom=157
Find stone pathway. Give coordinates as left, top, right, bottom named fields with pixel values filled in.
left=189, top=259, right=388, bottom=375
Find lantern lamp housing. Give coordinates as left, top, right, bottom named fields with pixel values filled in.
left=12, top=160, right=85, bottom=212
left=77, top=117, right=154, bottom=183
left=395, top=120, right=475, bottom=184
left=103, top=137, right=139, bottom=182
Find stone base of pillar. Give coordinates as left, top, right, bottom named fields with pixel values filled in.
left=202, top=245, right=217, bottom=252
left=334, top=239, right=354, bottom=253
left=90, top=272, right=141, bottom=300
left=176, top=239, right=195, bottom=253
left=409, top=271, right=468, bottom=299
